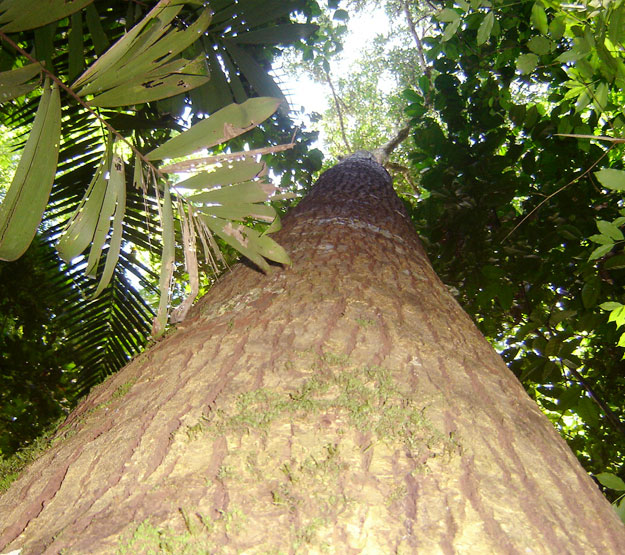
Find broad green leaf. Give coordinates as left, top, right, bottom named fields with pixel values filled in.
left=146, top=97, right=281, bottom=160
left=442, top=19, right=461, bottom=42
left=531, top=2, right=548, bottom=35
left=187, top=180, right=276, bottom=205
left=477, top=12, right=494, bottom=45
left=527, top=36, right=552, bottom=56
left=582, top=279, right=600, bottom=308
left=0, top=79, right=61, bottom=261
left=0, top=0, right=92, bottom=32
left=517, top=53, right=539, bottom=74
left=333, top=8, right=349, bottom=21
left=609, top=5, right=625, bottom=45
left=0, top=62, right=41, bottom=102
left=88, top=56, right=209, bottom=107
left=549, top=15, right=566, bottom=41
left=608, top=305, right=625, bottom=328
left=600, top=302, right=624, bottom=311
left=437, top=8, right=460, bottom=22
left=589, top=243, right=613, bottom=261
left=56, top=140, right=113, bottom=262
left=170, top=160, right=265, bottom=188
left=594, top=82, right=609, bottom=110
left=595, top=168, right=625, bottom=191
left=231, top=23, right=318, bottom=45
left=93, top=154, right=126, bottom=297
left=597, top=220, right=623, bottom=241
left=152, top=182, right=175, bottom=338
left=596, top=473, right=625, bottom=491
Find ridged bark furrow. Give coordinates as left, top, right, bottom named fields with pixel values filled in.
left=1, top=156, right=624, bottom=553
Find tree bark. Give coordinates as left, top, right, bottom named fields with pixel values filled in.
left=1, top=154, right=624, bottom=553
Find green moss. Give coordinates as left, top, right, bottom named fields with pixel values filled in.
left=112, top=379, right=136, bottom=399
left=0, top=415, right=67, bottom=494
left=354, top=318, right=376, bottom=328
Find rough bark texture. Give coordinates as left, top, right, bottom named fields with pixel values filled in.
left=1, top=155, right=625, bottom=553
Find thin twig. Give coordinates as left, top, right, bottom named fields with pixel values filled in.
left=323, top=63, right=351, bottom=152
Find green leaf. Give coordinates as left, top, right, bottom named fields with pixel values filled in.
left=581, top=279, right=600, bottom=308
left=187, top=180, right=276, bottom=205
left=589, top=233, right=614, bottom=245
left=531, top=2, right=548, bottom=35
left=88, top=56, right=209, bottom=107
left=597, top=220, right=624, bottom=241
left=437, top=8, right=460, bottom=23
left=600, top=302, right=623, bottom=311
left=0, top=0, right=92, bottom=32
left=222, top=41, right=285, bottom=103
left=477, top=12, right=494, bottom=45
left=68, top=12, right=85, bottom=81
left=589, top=243, right=613, bottom=261
left=0, top=79, right=61, bottom=261
left=596, top=473, right=625, bottom=491
left=0, top=62, right=41, bottom=102
left=333, top=8, right=349, bottom=21
left=608, top=306, right=625, bottom=328
left=527, top=36, right=552, bottom=56
left=595, top=168, right=625, bottom=191
left=196, top=202, right=276, bottom=222
left=517, top=53, right=539, bottom=74
left=146, top=97, right=281, bottom=160
left=442, top=19, right=461, bottom=42
left=232, top=23, right=318, bottom=45
left=84, top=2, right=109, bottom=55
left=172, top=160, right=266, bottom=188
left=56, top=140, right=113, bottom=262
left=594, top=82, right=609, bottom=110
left=93, top=154, right=126, bottom=298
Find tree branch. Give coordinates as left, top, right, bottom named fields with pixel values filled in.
left=323, top=64, right=351, bottom=153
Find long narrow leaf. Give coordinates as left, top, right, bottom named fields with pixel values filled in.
left=0, top=79, right=61, bottom=261
left=94, top=154, right=126, bottom=297
left=146, top=97, right=281, bottom=160
left=0, top=0, right=93, bottom=32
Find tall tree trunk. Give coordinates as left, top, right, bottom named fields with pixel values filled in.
left=1, top=154, right=624, bottom=553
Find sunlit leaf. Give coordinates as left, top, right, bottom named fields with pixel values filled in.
left=597, top=220, right=624, bottom=241
left=517, top=53, right=539, bottom=74
left=146, top=97, right=281, bottom=160
left=231, top=23, right=318, bottom=45
left=0, top=0, right=92, bottom=32
left=531, top=2, right=548, bottom=35
left=595, top=168, right=625, bottom=191
left=0, top=79, right=61, bottom=261
left=477, top=12, right=494, bottom=45
left=596, top=473, right=625, bottom=491
left=187, top=180, right=275, bottom=205
left=56, top=140, right=113, bottom=262
left=589, top=243, right=613, bottom=261
left=93, top=154, right=126, bottom=297
left=169, top=159, right=265, bottom=187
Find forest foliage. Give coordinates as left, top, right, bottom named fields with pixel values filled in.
left=0, top=0, right=624, bottom=521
